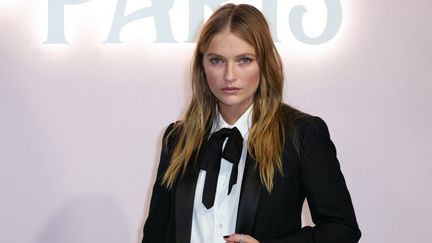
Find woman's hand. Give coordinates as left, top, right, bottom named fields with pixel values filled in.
left=224, top=234, right=259, bottom=243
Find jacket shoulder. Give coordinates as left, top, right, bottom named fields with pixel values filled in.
left=281, top=103, right=315, bottom=130
left=281, top=104, right=333, bottom=156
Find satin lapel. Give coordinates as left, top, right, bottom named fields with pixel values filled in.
left=174, top=162, right=199, bottom=243
left=174, top=127, right=213, bottom=243
left=235, top=153, right=261, bottom=234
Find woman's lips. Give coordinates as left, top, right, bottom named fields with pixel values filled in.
left=222, top=87, right=240, bottom=94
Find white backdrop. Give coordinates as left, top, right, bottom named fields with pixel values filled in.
left=1, top=0, right=431, bottom=242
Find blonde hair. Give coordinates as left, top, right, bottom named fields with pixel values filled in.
left=162, top=4, right=285, bottom=192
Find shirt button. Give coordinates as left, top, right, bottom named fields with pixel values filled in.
left=218, top=223, right=223, bottom=228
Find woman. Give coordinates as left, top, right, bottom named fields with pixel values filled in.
left=142, top=3, right=361, bottom=243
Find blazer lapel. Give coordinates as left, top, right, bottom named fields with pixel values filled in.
left=174, top=127, right=213, bottom=243
left=235, top=154, right=261, bottom=234
left=175, top=162, right=199, bottom=243
left=175, top=141, right=211, bottom=243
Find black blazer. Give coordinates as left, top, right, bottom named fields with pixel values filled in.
left=142, top=105, right=361, bottom=243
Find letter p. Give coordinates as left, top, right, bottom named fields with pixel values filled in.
left=46, top=0, right=91, bottom=43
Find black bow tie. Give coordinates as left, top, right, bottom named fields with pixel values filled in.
left=199, top=127, right=244, bottom=209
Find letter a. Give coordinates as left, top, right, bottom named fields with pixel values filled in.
left=106, top=0, right=175, bottom=43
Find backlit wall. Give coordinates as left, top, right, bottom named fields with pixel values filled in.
left=1, top=0, right=431, bottom=242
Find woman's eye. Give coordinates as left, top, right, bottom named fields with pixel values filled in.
left=210, top=58, right=223, bottom=64
left=239, top=57, right=252, bottom=64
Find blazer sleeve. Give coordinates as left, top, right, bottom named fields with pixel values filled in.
left=142, top=123, right=176, bottom=243
left=262, top=117, right=361, bottom=243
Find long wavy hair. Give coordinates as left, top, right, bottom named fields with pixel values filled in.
left=162, top=3, right=285, bottom=192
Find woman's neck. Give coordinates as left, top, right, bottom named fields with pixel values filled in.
left=218, top=103, right=252, bottom=125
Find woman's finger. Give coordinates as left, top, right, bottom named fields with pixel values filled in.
left=223, top=233, right=259, bottom=243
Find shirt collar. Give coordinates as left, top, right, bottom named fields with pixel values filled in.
left=211, top=105, right=253, bottom=140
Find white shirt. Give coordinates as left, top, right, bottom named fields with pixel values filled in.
left=191, top=106, right=253, bottom=243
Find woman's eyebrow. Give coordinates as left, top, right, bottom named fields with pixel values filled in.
left=205, top=53, right=223, bottom=57
left=205, top=53, right=256, bottom=58
left=236, top=53, right=256, bottom=57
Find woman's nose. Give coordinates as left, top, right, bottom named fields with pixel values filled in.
left=223, top=62, right=236, bottom=82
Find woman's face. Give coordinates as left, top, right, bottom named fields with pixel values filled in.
left=203, top=30, right=260, bottom=115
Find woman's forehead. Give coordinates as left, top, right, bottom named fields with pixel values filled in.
left=204, top=31, right=256, bottom=57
